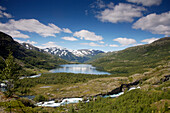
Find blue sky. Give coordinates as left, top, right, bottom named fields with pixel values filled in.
left=0, top=0, right=170, bottom=51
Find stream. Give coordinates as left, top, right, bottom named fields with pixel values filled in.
left=35, top=86, right=140, bottom=107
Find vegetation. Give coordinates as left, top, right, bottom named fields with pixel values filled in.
left=0, top=52, right=21, bottom=97
left=72, top=89, right=170, bottom=113
left=19, top=73, right=109, bottom=86
left=34, top=95, right=47, bottom=102
left=90, top=37, right=170, bottom=76
left=19, top=98, right=35, bottom=107
left=0, top=100, right=36, bottom=113
left=16, top=73, right=110, bottom=96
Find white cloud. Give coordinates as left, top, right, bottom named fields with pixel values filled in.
left=109, top=44, right=119, bottom=47
left=141, top=38, right=160, bottom=44
left=74, top=30, right=103, bottom=41
left=0, top=21, right=30, bottom=38
left=85, top=10, right=88, bottom=15
left=14, top=39, right=37, bottom=45
left=91, top=0, right=106, bottom=9
left=61, top=36, right=78, bottom=41
left=0, top=11, right=12, bottom=18
left=107, top=2, right=114, bottom=9
left=133, top=12, right=170, bottom=36
left=37, top=41, right=62, bottom=49
left=0, top=19, right=62, bottom=38
left=0, top=6, right=12, bottom=18
left=63, top=28, right=72, bottom=33
left=81, top=42, right=104, bottom=47
left=113, top=37, right=136, bottom=46
left=99, top=41, right=105, bottom=44
left=127, top=0, right=162, bottom=6
left=133, top=43, right=144, bottom=46
left=10, top=19, right=61, bottom=37
left=3, top=12, right=12, bottom=18
left=97, top=3, right=145, bottom=23
left=0, top=6, right=6, bottom=10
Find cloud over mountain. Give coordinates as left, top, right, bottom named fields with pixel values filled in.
left=81, top=42, right=104, bottom=47
left=133, top=11, right=170, bottom=36
left=74, top=30, right=103, bottom=41
left=61, top=37, right=78, bottom=41
left=37, top=41, right=62, bottom=49
left=109, top=44, right=119, bottom=47
left=141, top=38, right=160, bottom=44
left=113, top=37, right=136, bottom=46
left=14, top=39, right=37, bottom=45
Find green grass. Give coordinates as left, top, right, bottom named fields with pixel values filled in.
left=16, top=73, right=111, bottom=96
left=72, top=89, right=170, bottom=113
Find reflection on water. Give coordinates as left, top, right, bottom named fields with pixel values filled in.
left=49, top=64, right=110, bottom=75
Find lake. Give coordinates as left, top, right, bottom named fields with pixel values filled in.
left=49, top=64, right=110, bottom=75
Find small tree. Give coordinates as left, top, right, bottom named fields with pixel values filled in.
left=1, top=52, right=21, bottom=97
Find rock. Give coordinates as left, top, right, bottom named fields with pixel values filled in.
left=161, top=75, right=170, bottom=82
left=47, top=93, right=50, bottom=95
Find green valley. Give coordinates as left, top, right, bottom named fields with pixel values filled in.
left=0, top=32, right=169, bottom=113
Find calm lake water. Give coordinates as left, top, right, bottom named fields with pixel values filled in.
left=49, top=64, right=110, bottom=75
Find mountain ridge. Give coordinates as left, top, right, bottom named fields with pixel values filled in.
left=22, top=44, right=104, bottom=63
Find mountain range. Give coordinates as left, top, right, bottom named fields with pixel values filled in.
left=22, top=43, right=104, bottom=63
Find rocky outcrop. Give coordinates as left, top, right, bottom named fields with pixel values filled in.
left=161, top=75, right=170, bottom=82
left=95, top=80, right=140, bottom=97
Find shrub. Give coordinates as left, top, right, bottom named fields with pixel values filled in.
left=19, top=98, right=35, bottom=107
left=34, top=95, right=47, bottom=102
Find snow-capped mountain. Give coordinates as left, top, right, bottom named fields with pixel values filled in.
left=21, top=43, right=104, bottom=63
left=71, top=49, right=104, bottom=57
left=43, top=47, right=104, bottom=62
left=43, top=47, right=78, bottom=61
left=44, top=47, right=71, bottom=57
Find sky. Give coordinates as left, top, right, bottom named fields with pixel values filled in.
left=0, top=0, right=170, bottom=52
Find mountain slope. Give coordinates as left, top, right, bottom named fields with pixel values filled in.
left=21, top=43, right=44, bottom=53
left=90, top=37, right=170, bottom=76
left=0, top=32, right=67, bottom=74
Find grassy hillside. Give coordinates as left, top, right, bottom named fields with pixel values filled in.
left=86, top=52, right=115, bottom=63
left=71, top=61, right=170, bottom=113
left=0, top=32, right=67, bottom=75
left=90, top=37, right=170, bottom=76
